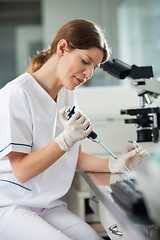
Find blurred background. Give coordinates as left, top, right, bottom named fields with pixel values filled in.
left=1, top=2, right=160, bottom=238
left=0, top=0, right=160, bottom=88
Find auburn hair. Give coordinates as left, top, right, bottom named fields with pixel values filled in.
left=28, top=19, right=110, bottom=73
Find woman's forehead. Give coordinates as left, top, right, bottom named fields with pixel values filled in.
left=74, top=48, right=103, bottom=63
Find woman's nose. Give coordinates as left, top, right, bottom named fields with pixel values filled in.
left=83, top=67, right=94, bottom=80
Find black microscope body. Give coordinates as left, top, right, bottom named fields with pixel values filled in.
left=101, top=59, right=160, bottom=143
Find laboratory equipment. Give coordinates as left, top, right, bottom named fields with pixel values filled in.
left=136, top=154, right=160, bottom=226
left=111, top=178, right=148, bottom=215
left=101, top=59, right=160, bottom=227
left=100, top=59, right=160, bottom=143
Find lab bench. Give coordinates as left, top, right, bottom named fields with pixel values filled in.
left=80, top=172, right=160, bottom=240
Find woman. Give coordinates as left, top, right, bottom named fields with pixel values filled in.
left=0, top=19, right=144, bottom=240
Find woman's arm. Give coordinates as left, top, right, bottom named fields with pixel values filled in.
left=77, top=143, right=147, bottom=173
left=76, top=146, right=111, bottom=172
left=8, top=107, right=94, bottom=184
left=8, top=141, right=65, bottom=184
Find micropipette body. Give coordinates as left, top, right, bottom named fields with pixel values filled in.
left=66, top=106, right=118, bottom=160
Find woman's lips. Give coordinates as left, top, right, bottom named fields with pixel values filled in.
left=75, top=76, right=85, bottom=85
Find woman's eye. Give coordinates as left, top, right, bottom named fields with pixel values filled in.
left=82, top=60, right=89, bottom=65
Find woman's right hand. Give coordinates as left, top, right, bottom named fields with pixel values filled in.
left=55, top=106, right=92, bottom=151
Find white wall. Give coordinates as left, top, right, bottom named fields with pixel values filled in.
left=42, top=0, right=103, bottom=48
left=15, top=25, right=42, bottom=75
left=41, top=0, right=123, bottom=54
left=117, top=0, right=160, bottom=78
left=75, top=86, right=138, bottom=156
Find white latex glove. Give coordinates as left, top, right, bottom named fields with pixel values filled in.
left=109, top=143, right=147, bottom=173
left=55, top=106, right=92, bottom=151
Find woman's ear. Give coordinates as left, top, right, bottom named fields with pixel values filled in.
left=57, top=39, right=69, bottom=56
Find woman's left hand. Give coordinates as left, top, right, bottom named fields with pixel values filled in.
left=109, top=143, right=147, bottom=173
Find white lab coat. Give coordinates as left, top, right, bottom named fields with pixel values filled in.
left=0, top=72, right=80, bottom=208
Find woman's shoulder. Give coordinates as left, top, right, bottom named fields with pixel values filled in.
left=1, top=72, right=38, bottom=96
left=0, top=73, right=35, bottom=107
left=1, top=73, right=32, bottom=91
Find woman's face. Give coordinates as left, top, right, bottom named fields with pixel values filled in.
left=57, top=43, right=104, bottom=90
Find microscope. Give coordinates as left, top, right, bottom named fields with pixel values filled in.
left=100, top=59, right=160, bottom=143
left=101, top=60, right=160, bottom=229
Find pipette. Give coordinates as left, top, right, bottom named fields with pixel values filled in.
left=66, top=106, right=131, bottom=172
left=66, top=106, right=117, bottom=159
